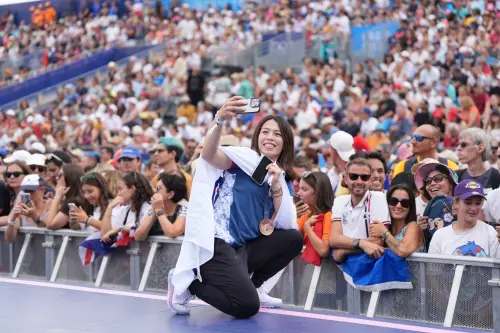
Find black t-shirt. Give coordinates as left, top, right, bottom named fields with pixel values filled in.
left=147, top=204, right=186, bottom=237
left=0, top=182, right=13, bottom=217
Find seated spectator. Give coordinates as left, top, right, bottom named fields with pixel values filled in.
left=5, top=174, right=47, bottom=243
left=117, top=146, right=143, bottom=175
left=44, top=164, right=87, bottom=230
left=296, top=171, right=334, bottom=261
left=100, top=172, right=153, bottom=241
left=412, top=159, right=458, bottom=246
left=330, top=158, right=391, bottom=262
left=134, top=173, right=187, bottom=240
left=429, top=180, right=500, bottom=258
left=69, top=172, right=113, bottom=232
left=0, top=161, right=32, bottom=226
left=369, top=184, right=424, bottom=257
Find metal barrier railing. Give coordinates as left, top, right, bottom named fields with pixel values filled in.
left=0, top=226, right=498, bottom=332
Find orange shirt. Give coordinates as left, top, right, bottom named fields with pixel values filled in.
left=296, top=211, right=332, bottom=241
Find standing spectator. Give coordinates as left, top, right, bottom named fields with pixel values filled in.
left=328, top=131, right=355, bottom=197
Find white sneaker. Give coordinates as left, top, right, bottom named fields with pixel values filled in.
left=167, top=268, right=193, bottom=315
left=257, top=287, right=282, bottom=308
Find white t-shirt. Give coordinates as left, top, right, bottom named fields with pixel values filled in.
left=483, top=188, right=500, bottom=224
left=415, top=195, right=428, bottom=218
left=78, top=207, right=101, bottom=232
left=428, top=221, right=500, bottom=258
left=332, top=191, right=391, bottom=239
left=111, top=203, right=152, bottom=228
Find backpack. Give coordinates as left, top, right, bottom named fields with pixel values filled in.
left=403, top=156, right=450, bottom=174
left=455, top=168, right=500, bottom=191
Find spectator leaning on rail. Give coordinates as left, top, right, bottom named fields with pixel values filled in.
left=5, top=174, right=47, bottom=244
left=429, top=180, right=500, bottom=258
left=68, top=172, right=114, bottom=232
left=100, top=172, right=153, bottom=242
left=369, top=184, right=425, bottom=257
left=134, top=173, right=188, bottom=240
left=330, top=158, right=391, bottom=263
left=296, top=171, right=335, bottom=262
left=392, top=125, right=459, bottom=178
left=456, top=128, right=500, bottom=193
left=0, top=160, right=32, bottom=226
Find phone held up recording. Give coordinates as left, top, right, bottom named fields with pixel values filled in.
left=234, top=98, right=260, bottom=114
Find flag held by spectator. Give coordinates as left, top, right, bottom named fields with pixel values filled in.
left=79, top=229, right=135, bottom=266
left=339, top=249, right=412, bottom=292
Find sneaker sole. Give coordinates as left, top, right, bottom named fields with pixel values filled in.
left=260, top=303, right=282, bottom=309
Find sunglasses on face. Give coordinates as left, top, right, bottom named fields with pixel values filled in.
left=388, top=197, right=411, bottom=208
left=411, top=134, right=433, bottom=142
left=424, top=173, right=446, bottom=186
left=348, top=173, right=371, bottom=182
left=31, top=165, right=46, bottom=173
left=4, top=171, right=25, bottom=179
left=457, top=142, right=472, bottom=149
left=151, top=148, right=166, bottom=154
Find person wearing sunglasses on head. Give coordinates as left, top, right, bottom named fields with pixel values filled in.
left=330, top=158, right=391, bottom=262
left=392, top=125, right=458, bottom=179
left=45, top=150, right=72, bottom=188
left=27, top=153, right=55, bottom=198
left=0, top=161, right=31, bottom=226
left=456, top=128, right=500, bottom=194
left=369, top=184, right=425, bottom=257
left=412, top=159, right=459, bottom=249
left=428, top=180, right=500, bottom=258
left=5, top=174, right=47, bottom=243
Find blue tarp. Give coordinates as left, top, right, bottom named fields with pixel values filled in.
left=351, top=21, right=400, bottom=59
left=0, top=45, right=153, bottom=106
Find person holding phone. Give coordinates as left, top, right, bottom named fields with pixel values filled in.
left=168, top=96, right=302, bottom=318
left=5, top=174, right=47, bottom=243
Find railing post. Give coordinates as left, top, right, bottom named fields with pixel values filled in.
left=444, top=264, right=465, bottom=327
left=138, top=241, right=159, bottom=292
left=347, top=284, right=362, bottom=316
left=488, top=268, right=500, bottom=333
left=288, top=258, right=296, bottom=305
left=419, top=261, right=428, bottom=321
left=8, top=243, right=15, bottom=273
left=50, top=235, right=70, bottom=282
left=127, top=242, right=141, bottom=290
left=42, top=234, right=56, bottom=280
left=13, top=233, right=32, bottom=278
left=304, top=264, right=322, bottom=311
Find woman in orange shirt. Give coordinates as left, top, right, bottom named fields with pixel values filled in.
left=296, top=171, right=334, bottom=261
left=459, top=96, right=480, bottom=128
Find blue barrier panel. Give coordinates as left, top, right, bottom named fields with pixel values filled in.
left=351, top=21, right=400, bottom=59
left=0, top=45, right=154, bottom=106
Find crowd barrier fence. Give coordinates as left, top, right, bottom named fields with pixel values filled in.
left=0, top=226, right=498, bottom=332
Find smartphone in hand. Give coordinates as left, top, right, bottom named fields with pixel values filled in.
left=251, top=155, right=273, bottom=185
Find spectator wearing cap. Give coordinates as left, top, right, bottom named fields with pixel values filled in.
left=328, top=131, right=355, bottom=197
left=118, top=146, right=143, bottom=175
left=359, top=108, right=379, bottom=137
left=429, top=180, right=500, bottom=258
left=5, top=174, right=47, bottom=243
left=456, top=128, right=500, bottom=193
left=0, top=161, right=32, bottom=226
left=392, top=125, right=459, bottom=178
left=45, top=150, right=72, bottom=188
left=26, top=153, right=54, bottom=195
left=151, top=137, right=192, bottom=198
left=366, top=124, right=391, bottom=151
left=82, top=151, right=100, bottom=172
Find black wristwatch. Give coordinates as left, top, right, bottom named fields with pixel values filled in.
left=156, top=210, right=165, bottom=217
left=353, top=239, right=361, bottom=249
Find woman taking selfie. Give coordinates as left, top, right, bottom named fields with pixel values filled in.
left=134, top=173, right=188, bottom=240
left=169, top=96, right=302, bottom=318
left=369, top=184, right=424, bottom=257
left=5, top=174, right=47, bottom=243
left=100, top=172, right=153, bottom=241
left=69, top=172, right=114, bottom=232
left=296, top=171, right=334, bottom=260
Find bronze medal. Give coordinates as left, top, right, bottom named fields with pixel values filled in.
left=259, top=218, right=274, bottom=236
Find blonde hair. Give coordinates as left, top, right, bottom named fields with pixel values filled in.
left=101, top=170, right=123, bottom=198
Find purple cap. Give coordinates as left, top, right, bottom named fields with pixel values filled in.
left=454, top=180, right=486, bottom=200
